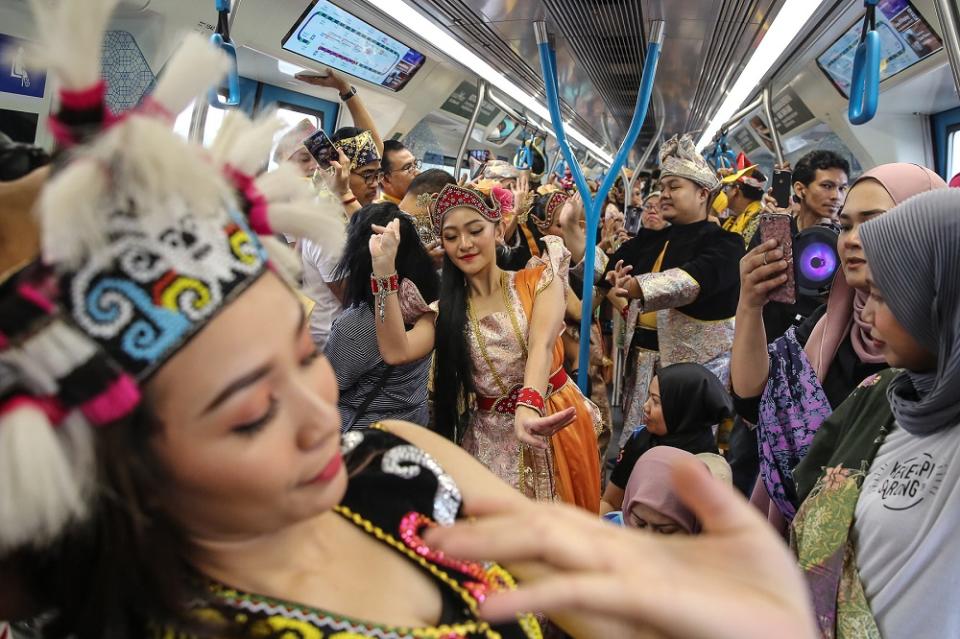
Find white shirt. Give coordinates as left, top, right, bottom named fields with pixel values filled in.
left=853, top=422, right=960, bottom=638
left=300, top=238, right=343, bottom=350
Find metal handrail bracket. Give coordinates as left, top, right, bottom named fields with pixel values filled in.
left=455, top=79, right=487, bottom=178
left=535, top=19, right=665, bottom=393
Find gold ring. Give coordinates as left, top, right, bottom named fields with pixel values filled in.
left=762, top=252, right=769, bottom=266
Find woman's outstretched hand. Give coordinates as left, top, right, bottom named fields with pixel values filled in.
left=425, top=460, right=817, bottom=639
left=514, top=406, right=576, bottom=449
left=370, top=218, right=401, bottom=276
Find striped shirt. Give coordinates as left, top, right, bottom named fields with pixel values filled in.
left=324, top=304, right=431, bottom=430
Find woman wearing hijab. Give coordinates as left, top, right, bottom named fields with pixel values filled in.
left=621, top=446, right=703, bottom=534
left=601, top=362, right=733, bottom=514
left=790, top=188, right=960, bottom=638
left=731, top=163, right=947, bottom=524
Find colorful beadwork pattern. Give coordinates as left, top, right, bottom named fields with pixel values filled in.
left=429, top=185, right=502, bottom=235
left=64, top=209, right=267, bottom=380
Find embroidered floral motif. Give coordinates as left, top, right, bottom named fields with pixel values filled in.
left=758, top=327, right=833, bottom=521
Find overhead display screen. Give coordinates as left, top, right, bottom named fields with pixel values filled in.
left=817, top=0, right=942, bottom=98
left=281, top=0, right=426, bottom=92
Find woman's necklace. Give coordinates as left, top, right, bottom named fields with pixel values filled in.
left=467, top=272, right=528, bottom=396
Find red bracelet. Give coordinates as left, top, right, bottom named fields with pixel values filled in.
left=342, top=196, right=358, bottom=206
left=370, top=273, right=399, bottom=294
left=516, top=387, right=546, bottom=415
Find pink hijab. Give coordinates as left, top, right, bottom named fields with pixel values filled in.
left=623, top=446, right=708, bottom=534
left=804, top=163, right=947, bottom=379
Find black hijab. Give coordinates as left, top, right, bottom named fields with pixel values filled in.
left=651, top=363, right=732, bottom=452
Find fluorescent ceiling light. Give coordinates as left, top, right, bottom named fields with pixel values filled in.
left=696, top=0, right=830, bottom=151
left=358, top=0, right=613, bottom=165
left=277, top=60, right=307, bottom=76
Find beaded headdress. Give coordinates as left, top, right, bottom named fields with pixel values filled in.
left=429, top=184, right=502, bottom=235
left=659, top=134, right=720, bottom=191
left=0, top=0, right=344, bottom=553
left=531, top=191, right=570, bottom=232
left=334, top=129, right=381, bottom=170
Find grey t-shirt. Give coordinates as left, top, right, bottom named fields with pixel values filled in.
left=853, top=422, right=960, bottom=638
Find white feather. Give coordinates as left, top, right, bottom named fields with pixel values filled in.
left=260, top=236, right=303, bottom=287
left=253, top=163, right=316, bottom=205
left=36, top=160, right=109, bottom=266
left=209, top=111, right=284, bottom=175
left=0, top=406, right=88, bottom=552
left=27, top=0, right=120, bottom=90
left=268, top=200, right=347, bottom=263
left=150, top=33, right=231, bottom=117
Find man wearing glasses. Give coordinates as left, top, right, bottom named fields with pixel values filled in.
left=377, top=139, right=421, bottom=205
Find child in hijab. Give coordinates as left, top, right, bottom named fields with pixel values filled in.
left=791, top=188, right=960, bottom=638
left=601, top=362, right=734, bottom=514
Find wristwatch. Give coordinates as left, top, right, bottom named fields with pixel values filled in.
left=339, top=85, right=358, bottom=101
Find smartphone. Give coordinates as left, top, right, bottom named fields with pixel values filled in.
left=772, top=169, right=793, bottom=209
left=294, top=70, right=330, bottom=80
left=758, top=213, right=796, bottom=305
left=302, top=129, right=338, bottom=168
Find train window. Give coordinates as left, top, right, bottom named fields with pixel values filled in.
left=172, top=101, right=226, bottom=147
left=947, top=126, right=960, bottom=180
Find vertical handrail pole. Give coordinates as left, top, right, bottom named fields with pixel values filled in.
left=629, top=90, right=666, bottom=194
left=455, top=79, right=488, bottom=179
left=536, top=19, right=665, bottom=393
left=762, top=86, right=785, bottom=166
left=934, top=0, right=960, bottom=99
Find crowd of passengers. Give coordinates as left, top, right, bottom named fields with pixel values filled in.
left=2, top=2, right=960, bottom=637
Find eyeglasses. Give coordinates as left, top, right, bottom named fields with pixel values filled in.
left=353, top=170, right=382, bottom=185
left=386, top=159, right=422, bottom=175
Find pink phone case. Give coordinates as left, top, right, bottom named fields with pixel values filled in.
left=759, top=213, right=796, bottom=305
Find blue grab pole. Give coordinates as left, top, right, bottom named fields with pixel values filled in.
left=535, top=20, right=665, bottom=393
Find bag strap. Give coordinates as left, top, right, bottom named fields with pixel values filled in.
left=347, top=364, right=394, bottom=430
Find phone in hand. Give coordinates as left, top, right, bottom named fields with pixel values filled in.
left=772, top=169, right=793, bottom=210
left=294, top=70, right=330, bottom=81
left=758, top=213, right=796, bottom=305
left=302, top=129, right=338, bottom=169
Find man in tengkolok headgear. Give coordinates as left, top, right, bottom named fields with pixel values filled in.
left=596, top=134, right=745, bottom=447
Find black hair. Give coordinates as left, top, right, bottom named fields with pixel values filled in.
left=792, top=150, right=850, bottom=187
left=0, top=133, right=51, bottom=181
left=431, top=187, right=501, bottom=442
left=432, top=253, right=473, bottom=442
left=737, top=168, right=767, bottom=202
left=381, top=139, right=407, bottom=174
left=406, top=168, right=456, bottom=197
left=332, top=202, right=439, bottom=309
left=331, top=126, right=365, bottom=144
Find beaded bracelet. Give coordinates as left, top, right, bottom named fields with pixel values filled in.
left=371, top=273, right=399, bottom=323
left=516, top=387, right=546, bottom=416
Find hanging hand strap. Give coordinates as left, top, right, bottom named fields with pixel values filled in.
left=209, top=0, right=240, bottom=108
left=848, top=0, right=880, bottom=125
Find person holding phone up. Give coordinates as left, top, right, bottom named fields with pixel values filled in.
left=730, top=163, right=947, bottom=530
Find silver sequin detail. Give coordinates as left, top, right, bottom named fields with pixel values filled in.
left=340, top=430, right=365, bottom=455
left=658, top=308, right=734, bottom=371
left=636, top=267, right=700, bottom=313
left=381, top=444, right=462, bottom=526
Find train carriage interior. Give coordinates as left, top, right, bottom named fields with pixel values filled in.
left=2, top=0, right=960, bottom=637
